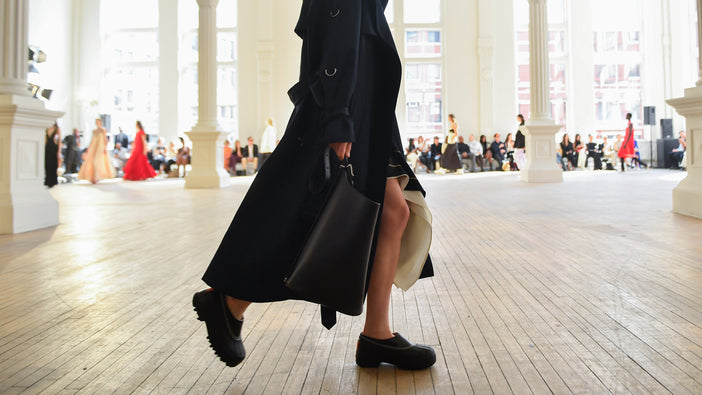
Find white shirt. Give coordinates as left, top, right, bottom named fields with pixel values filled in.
left=467, top=140, right=482, bottom=155
left=261, top=125, right=277, bottom=153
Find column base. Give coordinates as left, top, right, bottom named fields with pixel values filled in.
left=184, top=129, right=230, bottom=189
left=0, top=94, right=63, bottom=234
left=667, top=85, right=702, bottom=220
left=0, top=192, right=59, bottom=234
left=520, top=121, right=564, bottom=183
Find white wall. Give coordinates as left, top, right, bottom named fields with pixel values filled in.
left=28, top=0, right=75, bottom=130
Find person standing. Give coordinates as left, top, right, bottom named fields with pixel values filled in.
left=617, top=113, right=636, bottom=171
left=78, top=118, right=114, bottom=184
left=260, top=118, right=277, bottom=166
left=514, top=114, right=526, bottom=170
left=63, top=128, right=81, bottom=174
left=123, top=121, right=156, bottom=181
left=193, top=0, right=435, bottom=371
left=44, top=122, right=61, bottom=188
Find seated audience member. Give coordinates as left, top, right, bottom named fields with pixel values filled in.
left=429, top=136, right=442, bottom=172
left=416, top=136, right=431, bottom=172
left=479, top=134, right=493, bottom=170
left=241, top=136, right=259, bottom=174
left=229, top=140, right=244, bottom=175
left=150, top=137, right=167, bottom=174
left=600, top=136, right=616, bottom=168
left=573, top=133, right=585, bottom=169
left=585, top=134, right=602, bottom=170
left=111, top=142, right=129, bottom=176
left=406, top=138, right=420, bottom=171
left=176, top=137, right=190, bottom=177
left=560, top=134, right=574, bottom=171
left=223, top=140, right=233, bottom=173
left=504, top=132, right=516, bottom=171
left=490, top=133, right=506, bottom=170
left=669, top=132, right=686, bottom=169
left=467, top=134, right=483, bottom=171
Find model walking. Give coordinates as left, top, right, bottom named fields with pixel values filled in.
left=78, top=118, right=114, bottom=184
left=123, top=121, right=157, bottom=181
left=193, top=0, right=435, bottom=370
left=618, top=113, right=636, bottom=171
left=44, top=122, right=61, bottom=188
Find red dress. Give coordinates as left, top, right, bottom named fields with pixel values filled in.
left=618, top=121, right=636, bottom=159
left=123, top=129, right=157, bottom=181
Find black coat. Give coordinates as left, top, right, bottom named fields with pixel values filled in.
left=203, top=0, right=432, bottom=308
left=241, top=144, right=259, bottom=158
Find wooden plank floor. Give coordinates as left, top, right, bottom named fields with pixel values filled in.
left=1, top=169, right=701, bottom=394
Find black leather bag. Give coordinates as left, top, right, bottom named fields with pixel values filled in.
left=285, top=148, right=381, bottom=316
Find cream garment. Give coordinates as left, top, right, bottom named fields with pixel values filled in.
left=389, top=173, right=433, bottom=291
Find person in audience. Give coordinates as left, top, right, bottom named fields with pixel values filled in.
left=573, top=133, right=585, bottom=169
left=224, top=140, right=233, bottom=173
left=176, top=137, right=191, bottom=177
left=405, top=138, right=420, bottom=171
left=467, top=134, right=483, bottom=171
left=600, top=136, right=616, bottom=169
left=78, top=118, right=114, bottom=184
left=63, top=128, right=81, bottom=174
left=490, top=133, right=506, bottom=170
left=514, top=114, right=526, bottom=170
left=504, top=132, right=515, bottom=171
left=429, top=136, right=442, bottom=172
left=241, top=136, right=259, bottom=174
left=457, top=135, right=478, bottom=172
left=416, top=136, right=431, bottom=172
left=585, top=134, right=602, bottom=170
left=559, top=134, right=574, bottom=171
left=111, top=142, right=129, bottom=176
left=228, top=140, right=244, bottom=175
left=114, top=127, right=130, bottom=151
left=669, top=131, right=686, bottom=169
left=479, top=134, right=493, bottom=170
left=150, top=137, right=167, bottom=174
left=439, top=129, right=462, bottom=173
left=44, top=122, right=61, bottom=188
left=617, top=113, right=636, bottom=171
left=123, top=121, right=156, bottom=181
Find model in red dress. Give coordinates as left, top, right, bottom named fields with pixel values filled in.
left=123, top=121, right=157, bottom=181
left=617, top=113, right=636, bottom=171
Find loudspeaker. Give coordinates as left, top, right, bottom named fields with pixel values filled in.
left=643, top=106, right=656, bottom=125
left=657, top=138, right=679, bottom=168
left=660, top=118, right=673, bottom=139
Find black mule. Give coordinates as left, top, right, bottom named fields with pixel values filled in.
left=355, top=332, right=436, bottom=370
left=192, top=288, right=246, bottom=367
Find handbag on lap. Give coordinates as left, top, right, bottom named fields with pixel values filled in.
left=285, top=148, right=380, bottom=316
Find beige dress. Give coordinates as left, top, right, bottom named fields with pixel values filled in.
left=78, top=128, right=114, bottom=183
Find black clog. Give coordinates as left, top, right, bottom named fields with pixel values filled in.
left=356, top=332, right=436, bottom=370
left=192, top=288, right=246, bottom=367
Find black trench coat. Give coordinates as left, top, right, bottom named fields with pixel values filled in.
left=203, top=0, right=433, bottom=318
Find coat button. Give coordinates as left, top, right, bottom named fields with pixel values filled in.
left=324, top=68, right=338, bottom=77
left=330, top=9, right=341, bottom=18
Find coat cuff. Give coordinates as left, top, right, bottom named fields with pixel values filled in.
left=319, top=110, right=355, bottom=145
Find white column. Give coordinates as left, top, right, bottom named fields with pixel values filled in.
left=697, top=0, right=702, bottom=87
left=520, top=0, right=563, bottom=183
left=667, top=0, right=702, bottom=219
left=185, top=0, right=229, bottom=189
left=477, top=0, right=494, bottom=134
left=159, top=0, right=179, bottom=143
left=1, top=0, right=64, bottom=234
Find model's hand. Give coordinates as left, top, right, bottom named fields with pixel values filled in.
left=329, top=142, right=352, bottom=160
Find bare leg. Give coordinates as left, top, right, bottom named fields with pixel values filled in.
left=225, top=296, right=251, bottom=321
left=363, top=178, right=409, bottom=340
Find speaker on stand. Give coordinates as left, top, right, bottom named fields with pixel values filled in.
left=643, top=106, right=656, bottom=167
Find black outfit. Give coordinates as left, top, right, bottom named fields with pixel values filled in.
left=44, top=130, right=59, bottom=188
left=241, top=144, right=259, bottom=159
left=203, top=0, right=432, bottom=326
left=114, top=131, right=129, bottom=150
left=440, top=141, right=461, bottom=171
left=560, top=141, right=574, bottom=170
left=490, top=141, right=505, bottom=165
left=514, top=130, right=525, bottom=149
left=573, top=140, right=583, bottom=168
left=586, top=142, right=602, bottom=170
left=456, top=142, right=469, bottom=156
left=428, top=143, right=442, bottom=171
left=63, top=134, right=80, bottom=173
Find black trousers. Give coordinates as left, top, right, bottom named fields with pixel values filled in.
left=586, top=153, right=602, bottom=170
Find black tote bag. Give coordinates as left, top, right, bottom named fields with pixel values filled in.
left=285, top=148, right=380, bottom=316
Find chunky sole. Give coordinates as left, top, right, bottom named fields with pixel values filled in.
left=192, top=290, right=246, bottom=368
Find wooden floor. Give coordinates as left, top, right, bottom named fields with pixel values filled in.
left=1, top=169, right=701, bottom=394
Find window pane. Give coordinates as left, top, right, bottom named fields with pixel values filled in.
left=405, top=63, right=442, bottom=134
left=405, top=30, right=441, bottom=58
left=404, top=0, right=441, bottom=24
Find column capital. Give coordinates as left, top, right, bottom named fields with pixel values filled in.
left=196, top=0, right=219, bottom=8
left=528, top=0, right=548, bottom=4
